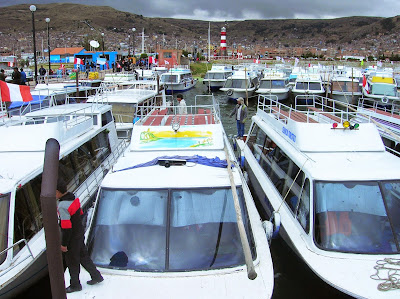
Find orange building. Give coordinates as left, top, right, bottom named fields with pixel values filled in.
left=158, top=49, right=182, bottom=67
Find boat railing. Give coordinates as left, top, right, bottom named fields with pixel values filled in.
left=134, top=96, right=220, bottom=126
left=0, top=239, right=34, bottom=276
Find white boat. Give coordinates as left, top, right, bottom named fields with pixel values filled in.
left=255, top=72, right=290, bottom=101
left=65, top=95, right=274, bottom=298
left=159, top=66, right=197, bottom=94
left=220, top=69, right=259, bottom=100
left=203, top=64, right=233, bottom=91
left=87, top=80, right=166, bottom=140
left=0, top=100, right=126, bottom=298
left=329, top=76, right=362, bottom=105
left=235, top=95, right=400, bottom=298
left=362, top=73, right=400, bottom=105
left=291, top=73, right=326, bottom=100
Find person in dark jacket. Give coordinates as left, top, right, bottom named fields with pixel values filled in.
left=11, top=67, right=21, bottom=84
left=0, top=69, right=6, bottom=81
left=57, top=178, right=103, bottom=293
left=229, top=97, right=248, bottom=139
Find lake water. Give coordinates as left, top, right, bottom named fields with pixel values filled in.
left=16, top=82, right=352, bottom=298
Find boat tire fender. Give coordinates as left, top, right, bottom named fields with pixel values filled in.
left=382, top=96, right=389, bottom=104
left=227, top=89, right=233, bottom=96
left=270, top=211, right=281, bottom=238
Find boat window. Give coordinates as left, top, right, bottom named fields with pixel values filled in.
left=295, top=82, right=307, bottom=90
left=14, top=176, right=43, bottom=254
left=309, top=82, right=322, bottom=91
left=314, top=181, right=400, bottom=253
left=296, top=178, right=310, bottom=233
left=102, top=111, right=113, bottom=126
left=88, top=189, right=168, bottom=271
left=164, top=52, right=172, bottom=58
left=371, top=84, right=397, bottom=96
left=58, top=131, right=111, bottom=192
left=248, top=123, right=309, bottom=230
left=88, top=187, right=254, bottom=272
left=162, top=75, right=178, bottom=83
left=271, top=80, right=286, bottom=88
left=230, top=79, right=247, bottom=89
left=0, top=193, right=10, bottom=265
left=259, top=80, right=272, bottom=89
left=223, top=79, right=233, bottom=88
left=169, top=188, right=251, bottom=270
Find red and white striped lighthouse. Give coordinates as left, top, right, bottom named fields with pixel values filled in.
left=220, top=27, right=227, bottom=56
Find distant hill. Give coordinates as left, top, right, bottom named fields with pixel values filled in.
left=0, top=3, right=399, bottom=51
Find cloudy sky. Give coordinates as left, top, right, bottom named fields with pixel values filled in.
left=1, top=0, right=399, bottom=21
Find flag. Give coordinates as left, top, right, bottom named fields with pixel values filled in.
left=59, top=63, right=65, bottom=69
left=149, top=56, right=157, bottom=64
left=362, top=75, right=370, bottom=94
left=0, top=81, right=33, bottom=102
left=164, top=60, right=170, bottom=65
left=74, top=58, right=83, bottom=65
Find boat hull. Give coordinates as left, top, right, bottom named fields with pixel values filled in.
left=0, top=250, right=48, bottom=299
left=164, top=80, right=197, bottom=94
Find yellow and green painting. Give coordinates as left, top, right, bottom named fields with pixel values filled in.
left=139, top=128, right=214, bottom=148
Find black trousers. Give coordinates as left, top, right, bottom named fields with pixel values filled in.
left=65, top=237, right=102, bottom=287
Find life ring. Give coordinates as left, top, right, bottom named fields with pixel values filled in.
left=227, top=89, right=234, bottom=96
left=382, top=96, right=389, bottom=104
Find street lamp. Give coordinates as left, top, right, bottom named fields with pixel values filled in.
left=45, top=18, right=51, bottom=80
left=101, top=32, right=105, bottom=57
left=132, top=28, right=136, bottom=56
left=30, top=5, right=38, bottom=85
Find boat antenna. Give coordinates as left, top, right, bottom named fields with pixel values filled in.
left=223, top=144, right=257, bottom=280
left=244, top=67, right=249, bottom=106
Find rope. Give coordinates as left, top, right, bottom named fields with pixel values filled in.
left=276, top=157, right=309, bottom=213
left=370, top=258, right=400, bottom=292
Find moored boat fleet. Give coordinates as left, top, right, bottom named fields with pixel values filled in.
left=1, top=60, right=400, bottom=298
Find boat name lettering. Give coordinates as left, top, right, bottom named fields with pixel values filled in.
left=282, top=127, right=296, bottom=142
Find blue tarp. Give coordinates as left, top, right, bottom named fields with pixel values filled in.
left=114, top=155, right=230, bottom=173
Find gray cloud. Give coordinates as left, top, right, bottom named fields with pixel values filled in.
left=0, top=0, right=399, bottom=20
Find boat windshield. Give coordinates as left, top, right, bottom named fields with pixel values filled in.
left=204, top=73, right=226, bottom=80
left=88, top=187, right=255, bottom=271
left=0, top=193, right=10, bottom=265
left=259, top=80, right=286, bottom=89
left=161, top=75, right=178, bottom=83
left=309, top=82, right=322, bottom=91
left=223, top=79, right=248, bottom=89
left=371, top=84, right=397, bottom=96
left=314, top=181, right=400, bottom=253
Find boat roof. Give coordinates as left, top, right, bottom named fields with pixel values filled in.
left=370, top=76, right=395, bottom=84
left=0, top=103, right=111, bottom=192
left=254, top=96, right=400, bottom=180
left=87, top=89, right=158, bottom=104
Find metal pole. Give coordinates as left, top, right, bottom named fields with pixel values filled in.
left=30, top=5, right=38, bottom=85
left=46, top=18, right=51, bottom=80
left=40, top=138, right=66, bottom=299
